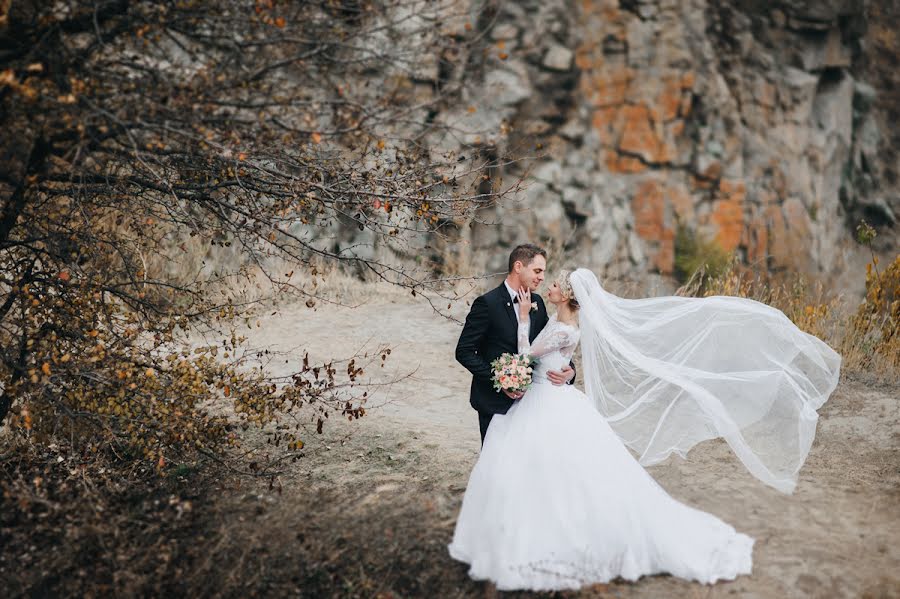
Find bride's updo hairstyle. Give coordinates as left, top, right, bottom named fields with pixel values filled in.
left=555, top=269, right=579, bottom=310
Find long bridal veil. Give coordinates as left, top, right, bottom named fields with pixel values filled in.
left=570, top=268, right=840, bottom=493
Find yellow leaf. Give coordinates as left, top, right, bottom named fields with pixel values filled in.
left=41, top=362, right=51, bottom=376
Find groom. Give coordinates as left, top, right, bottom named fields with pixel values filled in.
left=456, top=243, right=575, bottom=443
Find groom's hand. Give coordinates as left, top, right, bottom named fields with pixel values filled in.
left=547, top=366, right=575, bottom=386
left=503, top=389, right=525, bottom=400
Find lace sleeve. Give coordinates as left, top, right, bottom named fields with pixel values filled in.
left=518, top=322, right=577, bottom=358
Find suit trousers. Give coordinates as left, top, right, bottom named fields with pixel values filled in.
left=478, top=411, right=494, bottom=445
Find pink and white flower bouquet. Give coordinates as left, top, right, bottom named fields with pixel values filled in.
left=490, top=352, right=536, bottom=395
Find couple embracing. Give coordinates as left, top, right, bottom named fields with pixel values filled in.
left=448, top=243, right=841, bottom=592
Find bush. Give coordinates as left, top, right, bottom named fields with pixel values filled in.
left=673, top=225, right=734, bottom=291
left=848, top=254, right=900, bottom=376
left=697, top=254, right=899, bottom=383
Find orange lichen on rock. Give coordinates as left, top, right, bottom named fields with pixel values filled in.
left=669, top=184, right=695, bottom=222
left=592, top=69, right=634, bottom=107
left=619, top=104, right=660, bottom=162
left=710, top=179, right=746, bottom=252
left=604, top=150, right=647, bottom=173
left=591, top=106, right=622, bottom=146
left=631, top=178, right=686, bottom=273
left=657, top=75, right=683, bottom=122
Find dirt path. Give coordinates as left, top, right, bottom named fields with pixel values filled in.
left=237, top=293, right=900, bottom=598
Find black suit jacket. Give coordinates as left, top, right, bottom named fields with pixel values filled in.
left=455, top=283, right=574, bottom=416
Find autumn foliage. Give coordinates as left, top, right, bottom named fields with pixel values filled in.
left=0, top=0, right=510, bottom=460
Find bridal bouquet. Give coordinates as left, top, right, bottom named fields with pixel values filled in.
left=490, top=353, right=536, bottom=394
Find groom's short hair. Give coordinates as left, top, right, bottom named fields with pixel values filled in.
left=508, top=243, right=547, bottom=273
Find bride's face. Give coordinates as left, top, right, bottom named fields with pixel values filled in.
left=546, top=281, right=564, bottom=304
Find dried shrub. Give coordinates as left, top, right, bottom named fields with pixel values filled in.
left=673, top=225, right=734, bottom=292
left=847, top=253, right=900, bottom=377
left=0, top=0, right=514, bottom=461
left=691, top=246, right=899, bottom=382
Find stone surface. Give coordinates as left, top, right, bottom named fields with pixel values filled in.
left=387, top=0, right=898, bottom=282
left=812, top=72, right=855, bottom=146
left=484, top=67, right=532, bottom=107
left=491, top=24, right=519, bottom=40
left=542, top=44, right=574, bottom=72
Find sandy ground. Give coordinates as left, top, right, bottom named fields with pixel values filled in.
left=238, top=292, right=900, bottom=598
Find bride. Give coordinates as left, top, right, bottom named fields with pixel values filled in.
left=448, top=268, right=841, bottom=591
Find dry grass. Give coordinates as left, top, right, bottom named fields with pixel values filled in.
left=0, top=439, right=218, bottom=597
left=680, top=254, right=900, bottom=382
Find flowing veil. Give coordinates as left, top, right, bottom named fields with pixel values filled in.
left=570, top=268, right=841, bottom=493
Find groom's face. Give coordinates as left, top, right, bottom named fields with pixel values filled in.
left=517, top=255, right=546, bottom=292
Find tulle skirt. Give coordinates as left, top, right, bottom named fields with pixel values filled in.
left=448, top=382, right=753, bottom=591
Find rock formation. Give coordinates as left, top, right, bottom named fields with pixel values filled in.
left=436, top=0, right=897, bottom=280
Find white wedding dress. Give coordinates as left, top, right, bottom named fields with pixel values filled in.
left=449, top=268, right=840, bottom=591
left=448, top=315, right=754, bottom=591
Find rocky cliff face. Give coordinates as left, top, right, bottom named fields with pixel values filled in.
left=439, top=0, right=897, bottom=280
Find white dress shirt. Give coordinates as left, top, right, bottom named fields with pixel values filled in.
left=503, top=280, right=530, bottom=337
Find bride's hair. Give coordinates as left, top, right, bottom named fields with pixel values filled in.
left=555, top=269, right=579, bottom=310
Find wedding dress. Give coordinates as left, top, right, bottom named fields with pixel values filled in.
left=449, top=269, right=840, bottom=591
left=449, top=314, right=754, bottom=590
